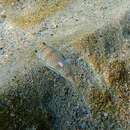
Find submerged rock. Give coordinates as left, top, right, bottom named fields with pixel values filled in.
left=0, top=0, right=130, bottom=130
left=0, top=66, right=93, bottom=130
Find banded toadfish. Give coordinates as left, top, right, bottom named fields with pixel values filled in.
left=35, top=42, right=73, bottom=82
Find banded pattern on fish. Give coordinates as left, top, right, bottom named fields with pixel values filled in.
left=35, top=42, right=72, bottom=80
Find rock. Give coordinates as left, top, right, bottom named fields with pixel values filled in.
left=0, top=0, right=130, bottom=130
left=0, top=66, right=93, bottom=130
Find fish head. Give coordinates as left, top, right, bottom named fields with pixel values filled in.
left=35, top=42, right=48, bottom=61
left=36, top=51, right=44, bottom=60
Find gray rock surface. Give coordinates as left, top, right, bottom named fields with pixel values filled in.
left=0, top=0, right=130, bottom=130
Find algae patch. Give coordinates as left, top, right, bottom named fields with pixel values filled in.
left=8, top=0, right=71, bottom=28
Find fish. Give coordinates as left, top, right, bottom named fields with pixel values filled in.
left=35, top=42, right=73, bottom=80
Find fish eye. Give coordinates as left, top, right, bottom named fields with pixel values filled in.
left=42, top=42, right=46, bottom=45
left=35, top=50, right=38, bottom=53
